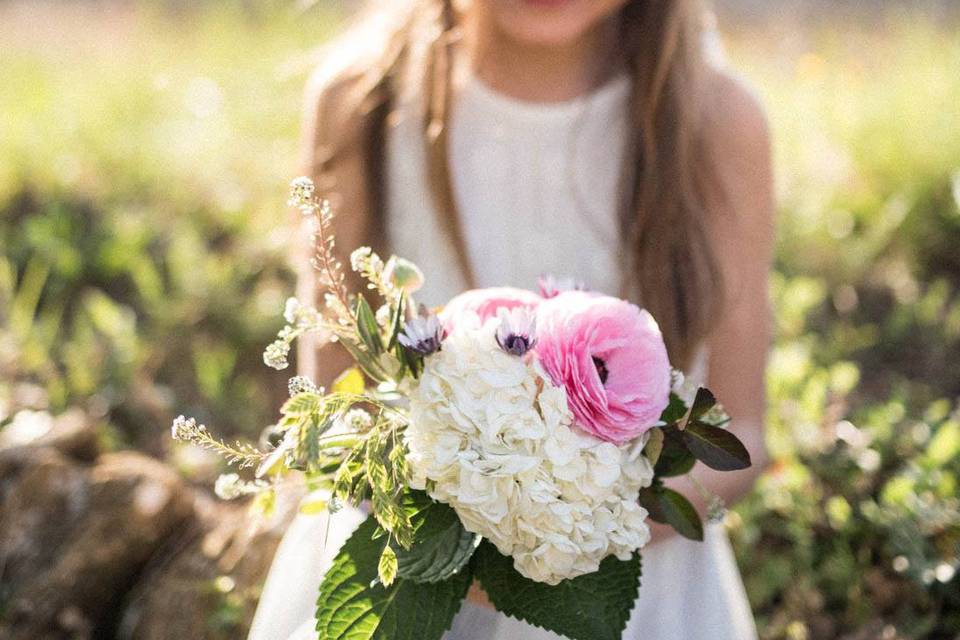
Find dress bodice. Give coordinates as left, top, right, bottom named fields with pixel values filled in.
left=385, top=66, right=631, bottom=306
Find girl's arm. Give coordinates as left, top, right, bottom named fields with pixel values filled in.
left=294, top=69, right=379, bottom=388
left=651, top=71, right=775, bottom=543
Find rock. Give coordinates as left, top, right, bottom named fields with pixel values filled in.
left=0, top=407, right=294, bottom=640
left=0, top=447, right=91, bottom=602
left=0, top=407, right=100, bottom=462
left=116, top=489, right=298, bottom=640
left=0, top=451, right=194, bottom=639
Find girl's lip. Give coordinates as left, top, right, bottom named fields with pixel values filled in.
left=519, top=0, right=572, bottom=8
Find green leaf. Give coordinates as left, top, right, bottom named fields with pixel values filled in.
left=281, top=391, right=322, bottom=417
left=299, top=497, right=328, bottom=515
left=386, top=294, right=406, bottom=350
left=659, top=392, right=688, bottom=424
left=378, top=544, right=398, bottom=587
left=396, top=498, right=481, bottom=584
left=653, top=426, right=696, bottom=477
left=638, top=485, right=703, bottom=541
left=316, top=517, right=472, bottom=640
left=687, top=387, right=717, bottom=422
left=473, top=541, right=642, bottom=640
left=643, top=428, right=665, bottom=466
left=355, top=295, right=383, bottom=355
left=681, top=421, right=752, bottom=471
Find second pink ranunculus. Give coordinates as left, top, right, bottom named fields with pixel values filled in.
left=440, top=287, right=542, bottom=332
left=535, top=291, right=671, bottom=445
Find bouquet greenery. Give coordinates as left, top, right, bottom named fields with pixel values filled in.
left=172, top=178, right=752, bottom=640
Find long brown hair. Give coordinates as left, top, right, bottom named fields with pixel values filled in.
left=310, top=0, right=724, bottom=369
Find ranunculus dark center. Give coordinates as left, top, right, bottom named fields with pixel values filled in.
left=592, top=356, right=609, bottom=385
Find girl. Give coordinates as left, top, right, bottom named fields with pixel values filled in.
left=252, top=1, right=772, bottom=638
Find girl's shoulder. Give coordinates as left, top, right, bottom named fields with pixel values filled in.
left=301, top=9, right=408, bottom=142
left=701, top=67, right=770, bottom=159
left=699, top=68, right=774, bottom=234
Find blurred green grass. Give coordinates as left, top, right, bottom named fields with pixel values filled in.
left=0, top=1, right=343, bottom=451
left=1, top=2, right=959, bottom=638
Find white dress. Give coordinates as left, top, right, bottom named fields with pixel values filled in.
left=249, top=67, right=758, bottom=640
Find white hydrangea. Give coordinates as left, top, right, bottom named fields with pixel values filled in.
left=404, top=321, right=654, bottom=585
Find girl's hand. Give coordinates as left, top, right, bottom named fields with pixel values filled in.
left=466, top=579, right=495, bottom=610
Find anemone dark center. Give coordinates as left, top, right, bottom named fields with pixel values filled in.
left=592, top=356, right=609, bottom=385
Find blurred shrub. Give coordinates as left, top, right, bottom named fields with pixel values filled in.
left=0, top=1, right=341, bottom=450
left=724, top=16, right=960, bottom=638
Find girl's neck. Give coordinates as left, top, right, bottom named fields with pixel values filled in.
left=460, top=13, right=621, bottom=103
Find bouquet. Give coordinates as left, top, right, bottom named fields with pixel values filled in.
left=171, top=177, right=752, bottom=640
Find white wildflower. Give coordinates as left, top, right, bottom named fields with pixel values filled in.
left=287, top=176, right=315, bottom=209
left=344, top=408, right=373, bottom=430
left=287, top=375, right=319, bottom=397
left=215, top=473, right=244, bottom=500
left=263, top=336, right=291, bottom=370
left=350, top=246, right=374, bottom=273
left=171, top=415, right=205, bottom=441
left=283, top=297, right=321, bottom=329
left=214, top=473, right=267, bottom=500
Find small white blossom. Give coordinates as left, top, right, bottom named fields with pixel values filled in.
left=344, top=408, right=373, bottom=430
left=375, top=304, right=392, bottom=329
left=283, top=297, right=322, bottom=329
left=670, top=367, right=698, bottom=404
left=283, top=297, right=302, bottom=324
left=287, top=375, right=319, bottom=397
left=287, top=176, right=315, bottom=209
left=215, top=473, right=244, bottom=500
left=263, top=337, right=291, bottom=370
left=171, top=415, right=205, bottom=441
left=214, top=473, right=267, bottom=500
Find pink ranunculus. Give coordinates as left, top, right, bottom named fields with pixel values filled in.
left=534, top=291, right=671, bottom=445
left=440, top=287, right=542, bottom=332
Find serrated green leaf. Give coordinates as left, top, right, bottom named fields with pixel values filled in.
left=378, top=544, right=398, bottom=586
left=396, top=499, right=481, bottom=583
left=281, top=392, right=322, bottom=417
left=653, top=426, right=696, bottom=477
left=639, top=485, right=703, bottom=541
left=681, top=421, right=752, bottom=471
left=316, top=517, right=472, bottom=640
left=473, top=541, right=642, bottom=640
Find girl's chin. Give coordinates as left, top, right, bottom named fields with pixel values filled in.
left=486, top=0, right=626, bottom=47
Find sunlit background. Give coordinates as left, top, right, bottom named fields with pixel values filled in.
left=1, top=1, right=959, bottom=638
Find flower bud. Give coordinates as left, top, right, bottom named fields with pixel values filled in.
left=384, top=257, right=424, bottom=294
